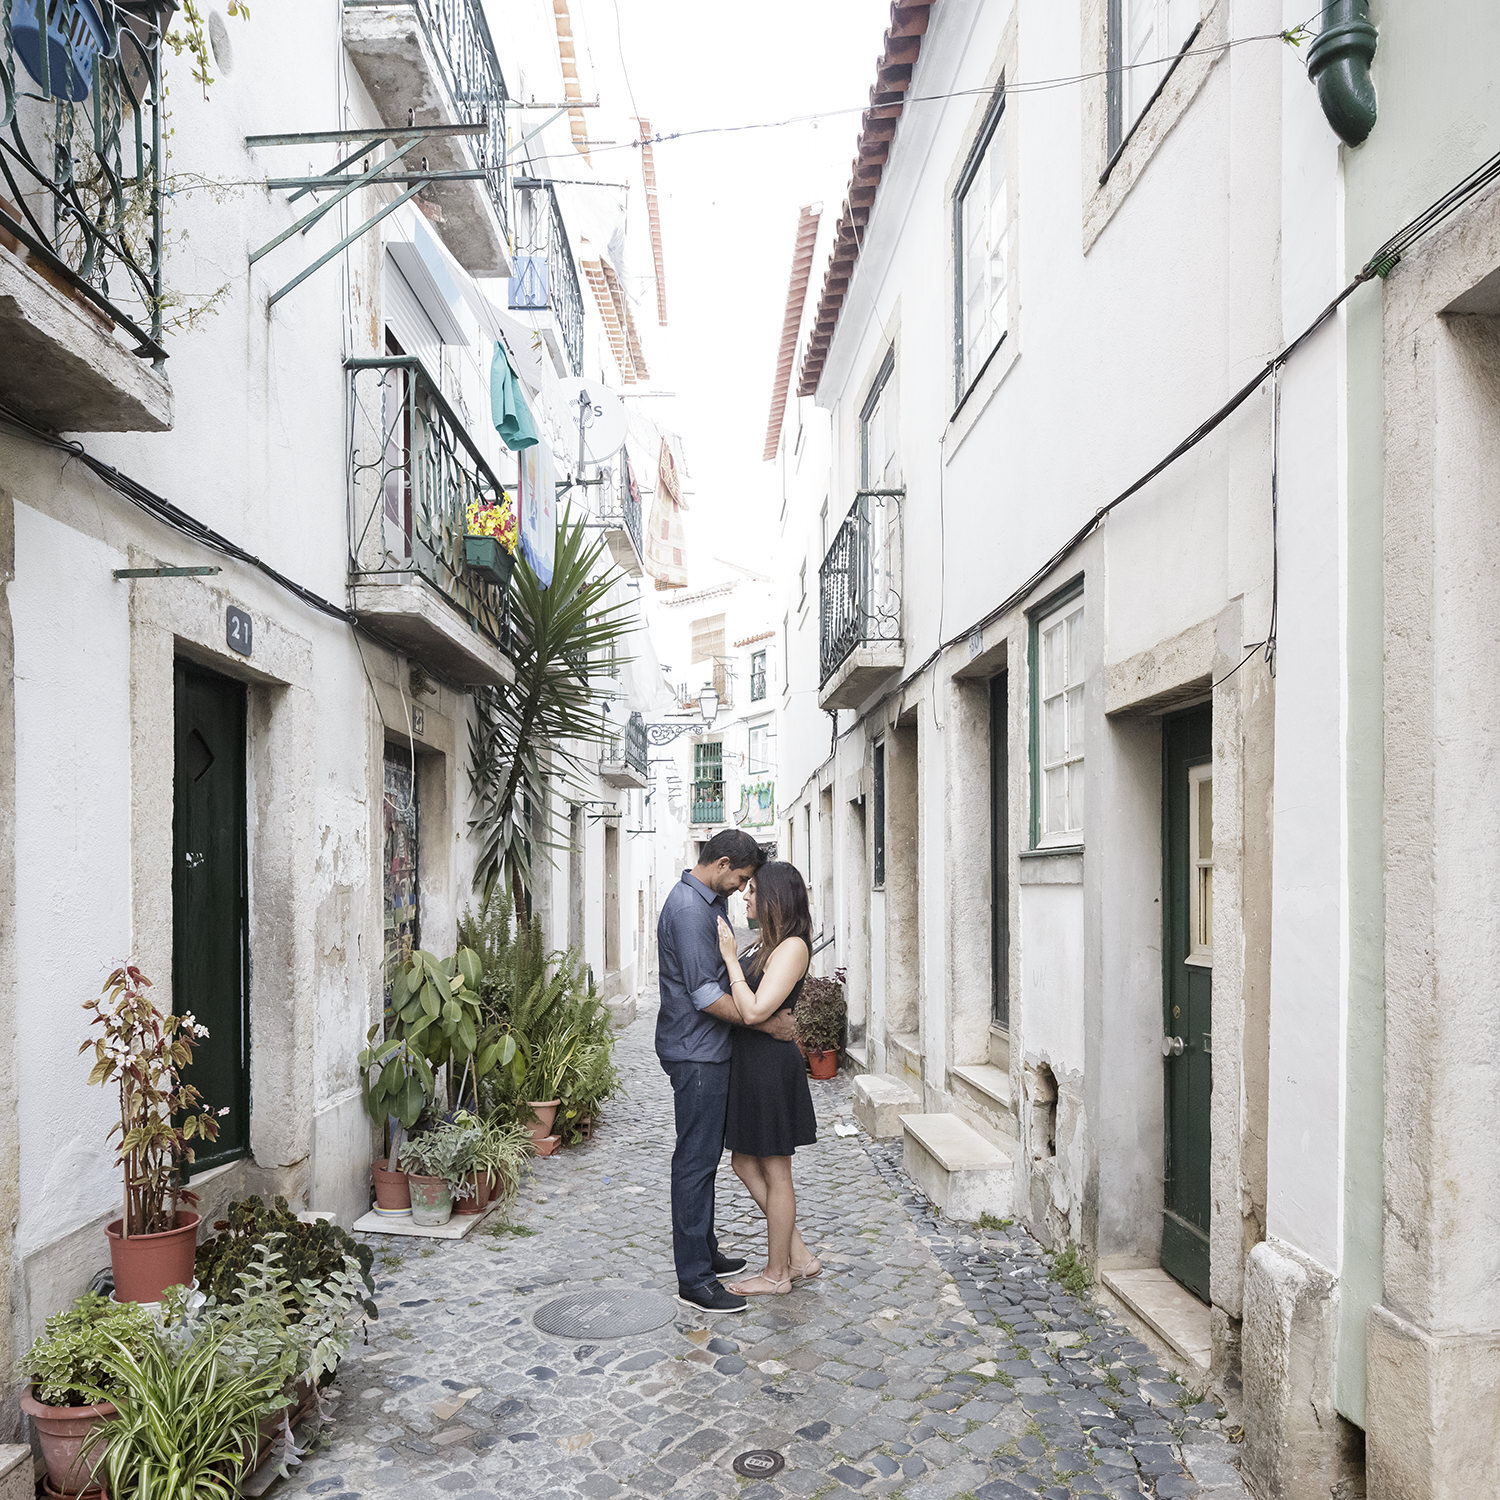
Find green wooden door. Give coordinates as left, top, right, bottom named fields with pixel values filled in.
left=173, top=661, right=249, bottom=1174
left=1162, top=704, right=1212, bottom=1301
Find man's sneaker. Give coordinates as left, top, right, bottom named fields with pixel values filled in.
left=711, top=1251, right=748, bottom=1276
left=676, top=1280, right=748, bottom=1314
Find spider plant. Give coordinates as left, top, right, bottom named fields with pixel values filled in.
left=91, top=1324, right=288, bottom=1498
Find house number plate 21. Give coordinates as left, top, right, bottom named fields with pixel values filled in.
left=226, top=606, right=253, bottom=656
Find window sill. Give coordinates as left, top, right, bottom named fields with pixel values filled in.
left=1021, top=843, right=1084, bottom=859
left=1019, top=845, right=1083, bottom=887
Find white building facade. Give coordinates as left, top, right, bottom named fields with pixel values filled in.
left=767, top=2, right=1500, bottom=1496
left=0, top=0, right=666, bottom=1422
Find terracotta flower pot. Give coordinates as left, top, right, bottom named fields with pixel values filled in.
left=533, top=1134, right=561, bottom=1157
left=104, top=1210, right=200, bottom=1305
left=406, top=1174, right=452, bottom=1227
left=22, top=1385, right=114, bottom=1497
left=453, top=1170, right=489, bottom=1215
left=526, top=1100, right=561, bottom=1142
left=371, top=1158, right=411, bottom=1213
left=807, top=1048, right=840, bottom=1080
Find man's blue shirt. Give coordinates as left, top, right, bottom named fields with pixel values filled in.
left=656, top=870, right=733, bottom=1063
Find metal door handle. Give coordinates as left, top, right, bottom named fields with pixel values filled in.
left=1161, top=1035, right=1184, bottom=1057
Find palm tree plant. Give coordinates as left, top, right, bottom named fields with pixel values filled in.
left=468, top=509, right=638, bottom=909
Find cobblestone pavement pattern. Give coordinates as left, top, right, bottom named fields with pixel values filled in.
left=277, top=994, right=1251, bottom=1500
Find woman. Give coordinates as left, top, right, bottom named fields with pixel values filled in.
left=715, top=860, right=822, bottom=1295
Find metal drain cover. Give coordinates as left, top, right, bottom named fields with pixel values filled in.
left=532, top=1288, right=677, bottom=1338
left=732, top=1450, right=786, bottom=1479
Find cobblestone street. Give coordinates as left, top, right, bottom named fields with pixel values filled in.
left=280, top=997, right=1250, bottom=1500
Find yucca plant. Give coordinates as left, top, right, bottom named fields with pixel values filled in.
left=91, top=1325, right=288, bottom=1499
left=468, top=509, right=638, bottom=909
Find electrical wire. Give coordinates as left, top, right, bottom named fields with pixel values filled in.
left=844, top=143, right=1500, bottom=723
left=0, top=399, right=355, bottom=625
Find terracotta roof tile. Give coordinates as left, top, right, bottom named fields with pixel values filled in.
left=762, top=204, right=822, bottom=462
left=797, top=0, right=935, bottom=398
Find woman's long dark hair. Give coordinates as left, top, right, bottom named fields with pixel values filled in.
left=745, top=860, right=812, bottom=981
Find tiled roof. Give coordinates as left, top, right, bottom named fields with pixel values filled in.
left=797, top=1, right=934, bottom=398
left=582, top=259, right=651, bottom=383
left=638, top=120, right=668, bottom=326
left=734, top=629, right=777, bottom=647
left=552, top=0, right=591, bottom=160
left=762, top=204, right=822, bottom=462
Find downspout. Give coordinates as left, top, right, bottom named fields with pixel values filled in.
left=1306, top=0, right=1379, bottom=147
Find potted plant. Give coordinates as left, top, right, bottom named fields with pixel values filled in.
left=463, top=492, right=519, bottom=590
left=80, top=964, right=221, bottom=1305
left=473, top=1116, right=531, bottom=1209
left=447, top=1112, right=487, bottom=1216
left=91, top=1309, right=291, bottom=1496
left=557, top=1036, right=621, bottom=1146
left=398, top=1120, right=474, bottom=1226
left=20, top=1292, right=154, bottom=1497
left=356, top=1028, right=434, bottom=1215
left=796, top=969, right=848, bottom=1080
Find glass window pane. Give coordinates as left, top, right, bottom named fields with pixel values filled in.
left=1045, top=766, right=1068, bottom=833
left=1069, top=760, right=1084, bottom=832
left=1043, top=694, right=1065, bottom=765
left=1197, top=773, right=1213, bottom=861
left=1065, top=685, right=1085, bottom=757
left=1066, top=607, right=1084, bottom=686
left=1043, top=619, right=1065, bottom=694
left=1197, top=867, right=1213, bottom=950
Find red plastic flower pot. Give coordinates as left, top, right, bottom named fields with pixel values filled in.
left=807, top=1048, right=840, bottom=1080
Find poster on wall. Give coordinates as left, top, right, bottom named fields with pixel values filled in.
left=520, top=439, right=556, bottom=587
left=737, top=780, right=775, bottom=828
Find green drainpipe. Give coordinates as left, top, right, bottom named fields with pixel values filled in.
left=1307, top=0, right=1379, bottom=146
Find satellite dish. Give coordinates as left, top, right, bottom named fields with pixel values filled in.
left=546, top=375, right=629, bottom=464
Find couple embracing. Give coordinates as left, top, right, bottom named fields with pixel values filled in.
left=656, top=830, right=821, bottom=1314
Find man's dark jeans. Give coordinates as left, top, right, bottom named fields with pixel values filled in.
left=662, top=1057, right=729, bottom=1289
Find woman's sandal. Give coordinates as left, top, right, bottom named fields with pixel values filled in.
left=791, top=1257, right=823, bottom=1281
left=728, top=1273, right=792, bottom=1296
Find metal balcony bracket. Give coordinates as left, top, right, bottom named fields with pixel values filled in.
left=112, top=567, right=222, bottom=579
left=646, top=721, right=708, bottom=746
left=245, top=123, right=488, bottom=304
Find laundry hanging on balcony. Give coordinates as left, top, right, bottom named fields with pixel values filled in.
left=490, top=342, right=539, bottom=451
left=645, top=437, right=687, bottom=589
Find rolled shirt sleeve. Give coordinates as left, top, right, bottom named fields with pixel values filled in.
left=667, top=905, right=730, bottom=1011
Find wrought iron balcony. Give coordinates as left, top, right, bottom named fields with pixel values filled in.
left=599, top=710, right=649, bottom=789
left=819, top=489, right=904, bottom=710
left=596, top=454, right=645, bottom=577
left=347, top=354, right=515, bottom=685
left=509, top=179, right=583, bottom=377
left=691, top=782, right=725, bottom=826
left=0, top=0, right=173, bottom=431
left=343, top=0, right=511, bottom=275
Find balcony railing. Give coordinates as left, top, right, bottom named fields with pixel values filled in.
left=508, top=180, right=582, bottom=376
left=0, top=0, right=167, bottom=360
left=819, top=490, right=903, bottom=688
left=691, top=782, right=725, bottom=825
left=600, top=710, right=649, bottom=787
left=345, top=0, right=510, bottom=248
left=347, top=354, right=513, bottom=677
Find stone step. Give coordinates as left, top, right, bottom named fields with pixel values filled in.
left=901, top=1112, right=1014, bottom=1222
left=853, top=1072, right=921, bottom=1139
left=949, top=1063, right=1019, bottom=1146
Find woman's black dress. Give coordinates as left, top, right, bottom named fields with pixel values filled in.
left=725, top=966, right=818, bottom=1157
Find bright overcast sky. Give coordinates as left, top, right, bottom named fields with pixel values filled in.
left=590, top=0, right=894, bottom=581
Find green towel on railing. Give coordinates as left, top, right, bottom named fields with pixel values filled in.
left=490, top=342, right=539, bottom=450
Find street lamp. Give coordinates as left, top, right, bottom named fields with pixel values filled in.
left=698, top=686, right=719, bottom=725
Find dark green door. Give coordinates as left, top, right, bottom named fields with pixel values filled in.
left=173, top=661, right=249, bottom=1174
left=1162, top=704, right=1212, bottom=1301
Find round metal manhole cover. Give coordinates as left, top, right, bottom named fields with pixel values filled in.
left=732, top=1450, right=786, bottom=1479
left=532, top=1288, right=677, bottom=1338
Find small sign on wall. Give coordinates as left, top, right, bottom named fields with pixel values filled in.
left=226, top=606, right=253, bottom=657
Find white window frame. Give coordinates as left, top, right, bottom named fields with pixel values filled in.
left=747, top=721, right=771, bottom=775
left=1034, top=595, right=1085, bottom=846
left=954, top=83, right=1010, bottom=403
left=1187, top=761, right=1213, bottom=966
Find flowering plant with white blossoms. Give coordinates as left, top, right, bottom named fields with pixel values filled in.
left=81, top=964, right=220, bottom=1236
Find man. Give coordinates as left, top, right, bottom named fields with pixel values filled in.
left=657, top=830, right=797, bottom=1313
